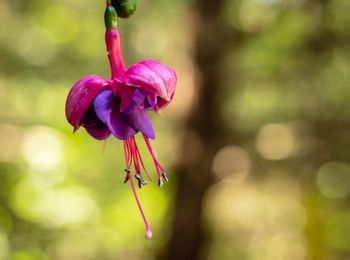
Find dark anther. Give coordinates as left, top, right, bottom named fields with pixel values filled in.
left=124, top=169, right=131, bottom=183
left=135, top=174, right=147, bottom=188
left=158, top=178, right=164, bottom=188
left=161, top=172, right=169, bottom=182
left=124, top=176, right=129, bottom=183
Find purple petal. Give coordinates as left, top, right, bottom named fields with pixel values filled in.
left=85, top=122, right=111, bottom=140
left=121, top=88, right=146, bottom=113
left=93, top=90, right=114, bottom=124
left=93, top=89, right=139, bottom=140
left=65, top=75, right=111, bottom=130
left=145, top=94, right=157, bottom=109
left=80, top=107, right=111, bottom=140
left=109, top=104, right=138, bottom=140
left=124, top=110, right=155, bottom=139
left=80, top=108, right=100, bottom=128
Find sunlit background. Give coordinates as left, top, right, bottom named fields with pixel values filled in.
left=0, top=0, right=350, bottom=259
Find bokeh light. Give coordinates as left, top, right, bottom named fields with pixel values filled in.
left=212, top=145, right=251, bottom=182
left=256, top=123, right=298, bottom=160
left=20, top=126, right=63, bottom=172
left=205, top=177, right=306, bottom=260
left=0, top=124, right=22, bottom=163
left=316, top=161, right=350, bottom=199
left=41, top=4, right=80, bottom=44
left=17, top=27, right=56, bottom=66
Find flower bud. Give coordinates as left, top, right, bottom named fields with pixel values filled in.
left=105, top=5, right=118, bottom=29
left=112, top=0, right=137, bottom=18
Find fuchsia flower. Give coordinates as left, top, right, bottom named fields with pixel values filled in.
left=65, top=4, right=176, bottom=239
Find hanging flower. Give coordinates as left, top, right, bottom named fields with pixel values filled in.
left=65, top=3, right=177, bottom=239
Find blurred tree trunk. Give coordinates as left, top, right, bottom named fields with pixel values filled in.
left=159, top=0, right=243, bottom=259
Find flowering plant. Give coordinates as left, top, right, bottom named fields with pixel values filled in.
left=65, top=1, right=177, bottom=239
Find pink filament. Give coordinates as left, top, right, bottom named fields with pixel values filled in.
left=131, top=137, right=152, bottom=181
left=134, top=140, right=152, bottom=181
left=130, top=138, right=141, bottom=175
left=142, top=134, right=164, bottom=181
left=123, top=140, right=132, bottom=169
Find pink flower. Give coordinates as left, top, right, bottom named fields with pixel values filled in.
left=65, top=4, right=176, bottom=239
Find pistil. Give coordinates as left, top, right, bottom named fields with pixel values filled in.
left=127, top=170, right=152, bottom=239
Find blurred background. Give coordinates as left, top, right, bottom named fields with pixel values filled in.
left=0, top=0, right=350, bottom=259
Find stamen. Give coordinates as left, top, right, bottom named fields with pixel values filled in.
left=162, top=172, right=169, bottom=182
left=124, top=169, right=130, bottom=183
left=131, top=138, right=141, bottom=175
left=142, top=134, right=166, bottom=185
left=127, top=171, right=152, bottom=239
left=128, top=139, right=134, bottom=168
left=133, top=139, right=152, bottom=182
left=135, top=174, right=147, bottom=188
left=158, top=178, right=164, bottom=188
left=129, top=137, right=144, bottom=188
left=130, top=137, right=153, bottom=184
left=123, top=140, right=132, bottom=169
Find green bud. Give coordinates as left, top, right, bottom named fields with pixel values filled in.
left=104, top=5, right=118, bottom=29
left=112, top=0, right=137, bottom=19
